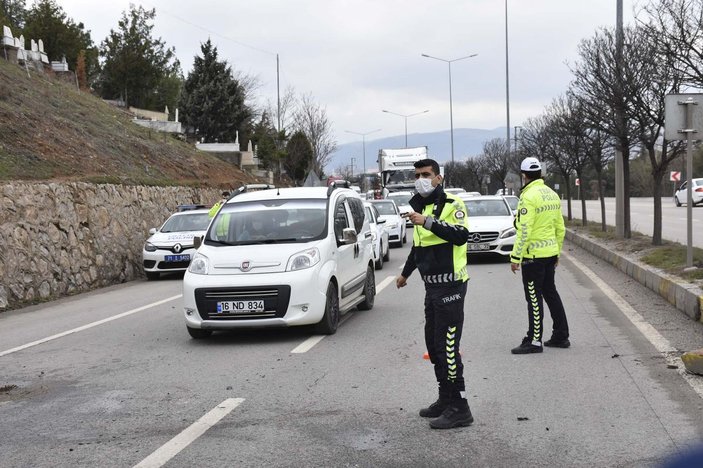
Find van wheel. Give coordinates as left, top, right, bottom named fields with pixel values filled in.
left=402, top=231, right=407, bottom=244
left=357, top=266, right=376, bottom=311
left=145, top=271, right=160, bottom=281
left=316, top=282, right=339, bottom=335
left=675, top=196, right=681, bottom=207
left=383, top=243, right=390, bottom=262
left=187, top=327, right=212, bottom=339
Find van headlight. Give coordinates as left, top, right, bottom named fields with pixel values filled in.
left=144, top=242, right=157, bottom=252
left=387, top=222, right=399, bottom=229
left=500, top=228, right=516, bottom=239
left=188, top=253, right=209, bottom=275
left=287, top=248, right=320, bottom=271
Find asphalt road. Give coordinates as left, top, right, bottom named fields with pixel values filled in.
left=563, top=196, right=703, bottom=247
left=2, top=235, right=703, bottom=467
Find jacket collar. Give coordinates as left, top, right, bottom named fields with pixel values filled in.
left=521, top=178, right=544, bottom=194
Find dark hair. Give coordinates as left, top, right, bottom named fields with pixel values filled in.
left=222, top=191, right=230, bottom=197
left=522, top=170, right=541, bottom=180
left=414, top=158, right=440, bottom=176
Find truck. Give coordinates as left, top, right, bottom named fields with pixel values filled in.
left=377, top=146, right=429, bottom=195
left=376, top=146, right=446, bottom=196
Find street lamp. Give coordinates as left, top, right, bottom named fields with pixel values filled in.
left=381, top=109, right=429, bottom=148
left=345, top=128, right=381, bottom=190
left=421, top=52, right=478, bottom=163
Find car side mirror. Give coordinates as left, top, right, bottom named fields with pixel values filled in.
left=149, top=228, right=157, bottom=235
left=341, top=228, right=357, bottom=245
left=193, top=236, right=203, bottom=249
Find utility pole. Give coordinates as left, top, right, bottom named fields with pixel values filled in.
left=615, top=0, right=625, bottom=238
left=505, top=0, right=511, bottom=160
left=350, top=157, right=356, bottom=178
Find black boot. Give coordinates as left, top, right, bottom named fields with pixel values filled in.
left=419, top=384, right=450, bottom=418
left=419, top=398, right=449, bottom=418
left=511, top=336, right=543, bottom=354
left=429, top=399, right=473, bottom=429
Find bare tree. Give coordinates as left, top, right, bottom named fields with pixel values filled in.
left=641, top=0, right=703, bottom=88
left=293, top=93, right=337, bottom=176
left=570, top=27, right=640, bottom=237
left=481, top=138, right=511, bottom=192
left=465, top=156, right=487, bottom=193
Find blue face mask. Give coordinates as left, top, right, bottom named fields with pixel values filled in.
left=415, top=177, right=435, bottom=197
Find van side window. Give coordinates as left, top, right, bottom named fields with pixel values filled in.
left=347, top=198, right=365, bottom=234
left=333, top=199, right=349, bottom=239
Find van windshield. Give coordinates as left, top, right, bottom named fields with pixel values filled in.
left=206, top=199, right=327, bottom=245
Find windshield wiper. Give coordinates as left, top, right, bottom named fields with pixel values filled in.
left=206, top=239, right=236, bottom=246
left=245, top=238, right=300, bottom=244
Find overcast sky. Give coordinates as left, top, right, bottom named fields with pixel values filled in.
left=58, top=0, right=636, bottom=144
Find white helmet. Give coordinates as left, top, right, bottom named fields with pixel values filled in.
left=520, top=157, right=542, bottom=172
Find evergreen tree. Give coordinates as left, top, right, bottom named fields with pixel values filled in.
left=1, top=0, right=25, bottom=30
left=22, top=0, right=98, bottom=82
left=98, top=5, right=181, bottom=110
left=251, top=111, right=283, bottom=171
left=179, top=39, right=252, bottom=143
left=285, top=130, right=312, bottom=184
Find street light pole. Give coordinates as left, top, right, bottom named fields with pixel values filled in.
left=345, top=128, right=381, bottom=190
left=381, top=109, right=429, bottom=148
left=421, top=53, right=478, bottom=163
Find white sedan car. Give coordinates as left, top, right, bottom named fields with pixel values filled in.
left=675, top=178, right=703, bottom=206
left=364, top=202, right=390, bottom=270
left=386, top=191, right=414, bottom=226
left=461, top=196, right=516, bottom=258
left=370, top=199, right=407, bottom=247
left=142, top=208, right=211, bottom=280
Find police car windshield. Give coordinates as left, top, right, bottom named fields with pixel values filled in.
left=206, top=199, right=327, bottom=245
left=464, top=200, right=511, bottom=217
left=160, top=212, right=210, bottom=232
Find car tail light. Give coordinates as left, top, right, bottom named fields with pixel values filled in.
left=696, top=188, right=703, bottom=192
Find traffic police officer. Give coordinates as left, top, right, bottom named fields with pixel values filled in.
left=510, top=157, right=570, bottom=354
left=396, top=158, right=472, bottom=429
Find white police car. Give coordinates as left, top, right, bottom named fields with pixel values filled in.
left=142, top=209, right=211, bottom=280
left=182, top=185, right=375, bottom=338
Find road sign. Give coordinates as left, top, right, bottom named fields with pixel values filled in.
left=665, top=94, right=703, bottom=140
left=670, top=171, right=681, bottom=182
left=575, top=178, right=580, bottom=186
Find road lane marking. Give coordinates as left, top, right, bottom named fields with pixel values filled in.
left=376, top=275, right=396, bottom=293
left=564, top=253, right=703, bottom=400
left=133, top=398, right=244, bottom=468
left=0, top=295, right=182, bottom=358
left=290, top=275, right=397, bottom=354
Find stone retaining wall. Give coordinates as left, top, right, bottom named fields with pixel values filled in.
left=0, top=182, right=220, bottom=311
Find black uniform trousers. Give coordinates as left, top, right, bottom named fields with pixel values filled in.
left=424, top=281, right=467, bottom=401
left=521, top=256, right=569, bottom=343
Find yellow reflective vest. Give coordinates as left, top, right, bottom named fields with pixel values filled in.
left=510, top=179, right=565, bottom=263
left=402, top=189, right=469, bottom=284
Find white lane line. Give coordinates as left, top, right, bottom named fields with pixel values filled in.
left=0, top=295, right=182, bottom=358
left=291, top=335, right=326, bottom=354
left=564, top=253, right=703, bottom=400
left=134, top=398, right=244, bottom=468
left=291, top=275, right=397, bottom=354
left=376, top=275, right=396, bottom=293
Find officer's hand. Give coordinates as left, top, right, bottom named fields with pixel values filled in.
left=396, top=275, right=407, bottom=288
left=407, top=212, right=426, bottom=226
left=511, top=262, right=520, bottom=274
left=555, top=258, right=559, bottom=268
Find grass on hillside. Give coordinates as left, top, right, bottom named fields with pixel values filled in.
left=565, top=217, right=703, bottom=284
left=0, top=58, right=259, bottom=188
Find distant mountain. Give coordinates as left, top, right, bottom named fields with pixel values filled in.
left=328, top=127, right=507, bottom=174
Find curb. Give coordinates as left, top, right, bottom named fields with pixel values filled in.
left=565, top=229, right=703, bottom=322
